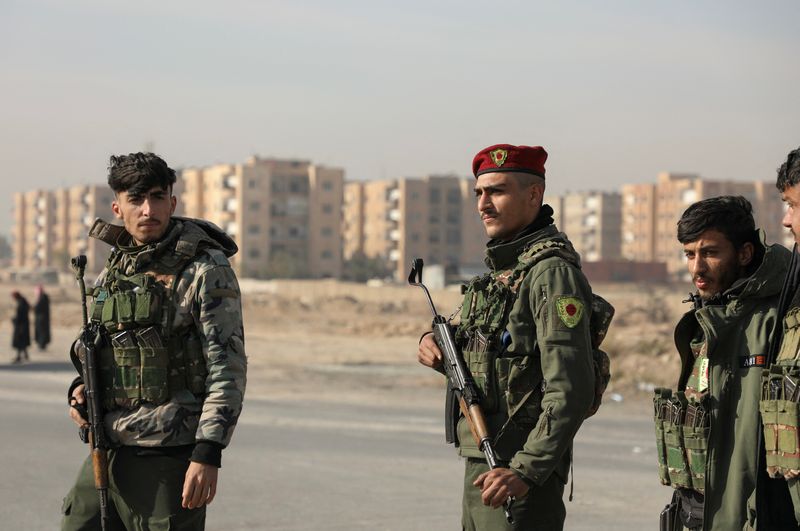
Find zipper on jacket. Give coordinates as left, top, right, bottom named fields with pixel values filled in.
left=536, top=404, right=554, bottom=438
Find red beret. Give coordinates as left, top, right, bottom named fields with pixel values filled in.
left=472, top=144, right=548, bottom=179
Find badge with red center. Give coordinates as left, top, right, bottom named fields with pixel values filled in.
left=556, top=296, right=584, bottom=328
left=490, top=148, right=508, bottom=167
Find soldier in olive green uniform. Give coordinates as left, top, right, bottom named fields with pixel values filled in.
left=761, top=146, right=800, bottom=527
left=61, top=153, right=247, bottom=531
left=418, top=144, right=605, bottom=530
left=654, top=196, right=795, bottom=530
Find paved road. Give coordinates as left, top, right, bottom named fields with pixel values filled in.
left=0, top=361, right=664, bottom=530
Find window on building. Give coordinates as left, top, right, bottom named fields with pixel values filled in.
left=429, top=188, right=441, bottom=203
left=446, top=210, right=460, bottom=224
left=321, top=250, right=333, bottom=259
left=322, top=203, right=333, bottom=214
left=248, top=180, right=257, bottom=189
left=289, top=178, right=309, bottom=194
left=322, top=180, right=333, bottom=191
left=321, top=227, right=333, bottom=237
left=248, top=225, right=260, bottom=235
left=249, top=249, right=260, bottom=258
left=446, top=229, right=461, bottom=244
left=250, top=201, right=261, bottom=211
left=446, top=189, right=460, bottom=204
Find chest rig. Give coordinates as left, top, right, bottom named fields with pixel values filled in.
left=455, top=237, right=612, bottom=449
left=89, top=221, right=209, bottom=410
left=761, top=306, right=800, bottom=477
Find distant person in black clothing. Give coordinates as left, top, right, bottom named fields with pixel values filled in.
left=33, top=285, right=50, bottom=351
left=11, top=291, right=30, bottom=363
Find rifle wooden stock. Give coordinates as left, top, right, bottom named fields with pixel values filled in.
left=91, top=448, right=109, bottom=489
left=458, top=398, right=491, bottom=448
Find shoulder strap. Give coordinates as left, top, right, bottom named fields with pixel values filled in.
left=505, top=236, right=581, bottom=291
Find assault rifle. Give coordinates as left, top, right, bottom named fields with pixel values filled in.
left=71, top=255, right=110, bottom=531
left=408, top=258, right=514, bottom=523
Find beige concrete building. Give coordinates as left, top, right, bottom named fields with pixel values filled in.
left=181, top=156, right=343, bottom=279
left=557, top=191, right=622, bottom=262
left=13, top=185, right=116, bottom=273
left=343, top=175, right=486, bottom=281
left=621, top=172, right=790, bottom=277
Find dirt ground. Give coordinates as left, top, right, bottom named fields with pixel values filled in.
left=0, top=277, right=691, bottom=404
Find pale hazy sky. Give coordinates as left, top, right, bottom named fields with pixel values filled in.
left=2, top=0, right=799, bottom=237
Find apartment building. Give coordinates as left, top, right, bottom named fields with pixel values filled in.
left=13, top=185, right=116, bottom=273
left=557, top=191, right=622, bottom=262
left=181, top=156, right=343, bottom=279
left=621, top=172, right=790, bottom=277
left=343, top=175, right=486, bottom=281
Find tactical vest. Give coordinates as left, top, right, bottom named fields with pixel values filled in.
left=455, top=236, right=613, bottom=458
left=89, top=221, right=210, bottom=410
left=654, top=317, right=710, bottom=494
left=761, top=307, right=800, bottom=477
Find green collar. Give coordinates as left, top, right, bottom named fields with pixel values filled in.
left=484, top=225, right=559, bottom=271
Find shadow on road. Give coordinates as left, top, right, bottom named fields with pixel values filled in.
left=0, top=361, right=75, bottom=372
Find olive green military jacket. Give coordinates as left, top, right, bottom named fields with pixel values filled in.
left=457, top=224, right=596, bottom=487
left=673, top=238, right=790, bottom=531
left=81, top=218, right=247, bottom=463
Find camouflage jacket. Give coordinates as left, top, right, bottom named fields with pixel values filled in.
left=73, top=217, right=247, bottom=466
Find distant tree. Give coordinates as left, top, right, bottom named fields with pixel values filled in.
left=342, top=252, right=392, bottom=282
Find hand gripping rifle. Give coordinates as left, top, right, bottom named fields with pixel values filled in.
left=408, top=258, right=514, bottom=523
left=71, top=255, right=110, bottom=531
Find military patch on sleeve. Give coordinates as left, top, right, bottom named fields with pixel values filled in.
left=556, top=296, right=584, bottom=328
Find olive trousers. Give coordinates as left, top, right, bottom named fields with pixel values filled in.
left=61, top=445, right=205, bottom=531
left=462, top=458, right=566, bottom=531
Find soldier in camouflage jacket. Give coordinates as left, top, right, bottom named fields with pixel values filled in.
left=61, top=153, right=246, bottom=531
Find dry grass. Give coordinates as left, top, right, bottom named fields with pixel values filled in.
left=0, top=277, right=695, bottom=401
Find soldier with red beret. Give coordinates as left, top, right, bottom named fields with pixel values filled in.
left=417, top=144, right=611, bottom=530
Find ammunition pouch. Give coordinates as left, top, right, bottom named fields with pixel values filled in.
left=654, top=388, right=673, bottom=485
left=655, top=390, right=709, bottom=493
left=760, top=364, right=800, bottom=476
left=99, top=327, right=207, bottom=409
left=100, top=289, right=162, bottom=330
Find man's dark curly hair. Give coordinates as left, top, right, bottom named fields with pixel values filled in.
left=677, top=195, right=758, bottom=250
left=776, top=146, right=800, bottom=192
left=107, top=152, right=176, bottom=195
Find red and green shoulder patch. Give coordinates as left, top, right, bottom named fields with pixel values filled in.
left=556, top=296, right=584, bottom=328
